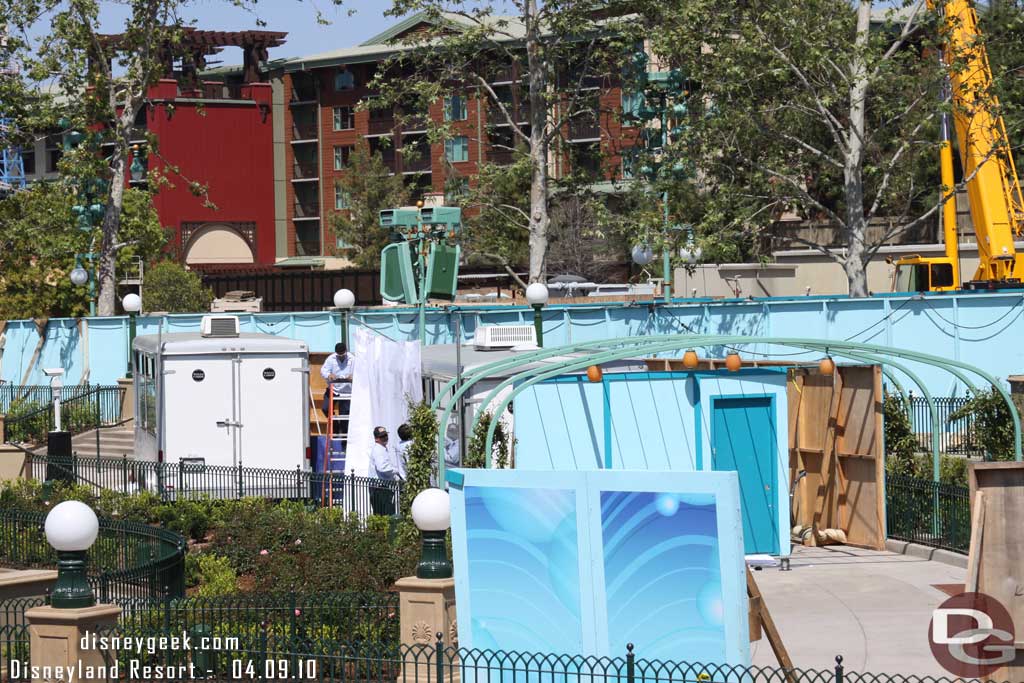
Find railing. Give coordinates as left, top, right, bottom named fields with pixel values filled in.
left=295, top=239, right=322, bottom=257
left=83, top=632, right=1008, bottom=683
left=907, top=395, right=980, bottom=455
left=400, top=150, right=431, bottom=173
left=0, top=508, right=186, bottom=602
left=293, top=201, right=320, bottom=218
left=0, top=623, right=29, bottom=682
left=368, top=116, right=396, bottom=136
left=292, top=120, right=319, bottom=141
left=21, top=453, right=402, bottom=514
left=885, top=474, right=971, bottom=554
left=2, top=384, right=124, bottom=444
left=292, top=161, right=319, bottom=179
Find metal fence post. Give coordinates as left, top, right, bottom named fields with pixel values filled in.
left=237, top=463, right=243, bottom=499
left=295, top=465, right=301, bottom=501
left=626, top=643, right=635, bottom=683
left=435, top=631, right=445, bottom=683
left=834, top=655, right=843, bottom=683
left=349, top=469, right=356, bottom=516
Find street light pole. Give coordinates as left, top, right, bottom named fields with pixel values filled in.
left=525, top=283, right=549, bottom=347
left=661, top=96, right=672, bottom=304
left=417, top=202, right=428, bottom=345
left=122, top=293, right=141, bottom=379
left=333, top=288, right=355, bottom=346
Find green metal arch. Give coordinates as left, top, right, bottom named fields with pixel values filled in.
left=434, top=335, right=1020, bottom=482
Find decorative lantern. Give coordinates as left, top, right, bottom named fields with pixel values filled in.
left=725, top=352, right=742, bottom=372
left=819, top=356, right=835, bottom=376
left=683, top=349, right=699, bottom=369
left=587, top=365, right=604, bottom=383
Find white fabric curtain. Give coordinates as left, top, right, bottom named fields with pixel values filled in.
left=347, top=327, right=423, bottom=476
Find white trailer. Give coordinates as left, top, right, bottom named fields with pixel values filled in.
left=133, top=317, right=310, bottom=478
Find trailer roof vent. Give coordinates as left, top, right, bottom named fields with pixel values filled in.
left=200, top=315, right=240, bottom=338
left=474, top=325, right=537, bottom=350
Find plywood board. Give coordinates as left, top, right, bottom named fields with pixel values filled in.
left=967, top=463, right=1024, bottom=636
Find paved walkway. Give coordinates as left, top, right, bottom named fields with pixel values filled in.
left=749, top=545, right=964, bottom=677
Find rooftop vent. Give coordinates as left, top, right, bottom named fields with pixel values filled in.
left=200, top=315, right=240, bottom=338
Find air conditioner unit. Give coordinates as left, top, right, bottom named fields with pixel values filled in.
left=200, top=315, right=240, bottom=338
left=474, top=325, right=537, bottom=350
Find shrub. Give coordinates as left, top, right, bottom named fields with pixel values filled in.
left=141, top=261, right=214, bottom=313
left=883, top=394, right=918, bottom=476
left=949, top=387, right=1018, bottom=461
left=465, top=410, right=511, bottom=469
left=4, top=399, right=48, bottom=443
left=193, top=553, right=238, bottom=597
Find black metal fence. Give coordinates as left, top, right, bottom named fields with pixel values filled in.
left=200, top=268, right=383, bottom=311
left=885, top=474, right=971, bottom=554
left=73, top=631, right=1008, bottom=683
left=22, top=453, right=401, bottom=514
left=1, top=384, right=125, bottom=444
left=0, top=508, right=186, bottom=602
left=907, top=395, right=980, bottom=456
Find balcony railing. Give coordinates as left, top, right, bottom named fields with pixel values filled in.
left=487, top=148, right=515, bottom=165
left=367, top=116, right=395, bottom=136
left=293, top=201, right=320, bottom=218
left=401, top=152, right=431, bottom=173
left=295, top=240, right=321, bottom=257
left=292, top=120, right=318, bottom=141
left=198, top=81, right=245, bottom=100
left=293, top=161, right=319, bottom=180
left=569, top=116, right=600, bottom=141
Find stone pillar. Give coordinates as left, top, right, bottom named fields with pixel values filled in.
left=395, top=577, right=457, bottom=682
left=25, top=604, right=122, bottom=680
left=0, top=442, right=27, bottom=482
left=117, top=377, right=135, bottom=423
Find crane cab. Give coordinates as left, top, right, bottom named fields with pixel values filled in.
left=891, top=256, right=957, bottom=293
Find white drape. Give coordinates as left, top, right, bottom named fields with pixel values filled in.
left=347, top=327, right=423, bottom=476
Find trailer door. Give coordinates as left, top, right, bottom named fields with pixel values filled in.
left=163, top=354, right=236, bottom=465
left=237, top=353, right=306, bottom=470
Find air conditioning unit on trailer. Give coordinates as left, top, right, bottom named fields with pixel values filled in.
left=200, top=315, right=240, bottom=338
left=474, top=325, right=537, bottom=350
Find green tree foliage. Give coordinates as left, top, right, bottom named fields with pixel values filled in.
left=883, top=394, right=919, bottom=477
left=0, top=179, right=165, bottom=319
left=141, top=261, right=215, bottom=314
left=642, top=0, right=1016, bottom=295
left=949, top=387, right=1018, bottom=461
left=329, top=142, right=410, bottom=268
left=402, top=399, right=440, bottom=517
left=465, top=411, right=510, bottom=469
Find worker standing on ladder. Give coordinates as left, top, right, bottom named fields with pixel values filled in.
left=321, top=342, right=355, bottom=439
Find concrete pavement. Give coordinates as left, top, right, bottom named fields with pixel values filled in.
left=749, top=545, right=965, bottom=677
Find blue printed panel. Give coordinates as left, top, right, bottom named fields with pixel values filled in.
left=601, top=491, right=723, bottom=662
left=464, top=486, right=583, bottom=653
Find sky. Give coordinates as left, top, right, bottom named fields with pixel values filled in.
left=97, top=0, right=404, bottom=64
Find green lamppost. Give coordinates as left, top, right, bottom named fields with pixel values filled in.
left=333, top=288, right=355, bottom=346
left=411, top=488, right=452, bottom=579
left=70, top=253, right=97, bottom=317
left=525, top=282, right=549, bottom=347
left=44, top=500, right=99, bottom=608
left=122, top=293, right=141, bottom=378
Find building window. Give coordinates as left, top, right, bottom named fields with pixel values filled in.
left=333, top=106, right=355, bottom=131
left=22, top=149, right=35, bottom=175
left=445, top=176, right=469, bottom=204
left=444, top=95, right=467, bottom=121
left=621, top=154, right=635, bottom=180
left=335, top=184, right=351, bottom=210
left=45, top=135, right=62, bottom=173
left=621, top=91, right=643, bottom=125
left=334, top=69, right=355, bottom=91
left=445, top=136, right=469, bottom=163
left=333, top=145, right=352, bottom=171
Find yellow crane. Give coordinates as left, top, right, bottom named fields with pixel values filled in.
left=892, top=0, right=1024, bottom=292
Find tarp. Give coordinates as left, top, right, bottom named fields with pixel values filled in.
left=347, top=327, right=422, bottom=477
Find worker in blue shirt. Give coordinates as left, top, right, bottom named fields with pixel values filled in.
left=320, top=342, right=355, bottom=436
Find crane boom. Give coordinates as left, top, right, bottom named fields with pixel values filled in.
left=892, top=0, right=1024, bottom=291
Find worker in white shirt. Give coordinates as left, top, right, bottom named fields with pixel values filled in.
left=320, top=342, right=355, bottom=437
left=396, top=424, right=413, bottom=480
left=368, top=426, right=398, bottom=515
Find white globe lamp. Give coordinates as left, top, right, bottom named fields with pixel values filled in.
left=411, top=488, right=453, bottom=578
left=122, top=293, right=141, bottom=313
left=525, top=283, right=549, bottom=348
left=44, top=500, right=99, bottom=608
left=631, top=244, right=654, bottom=266
left=681, top=244, right=702, bottom=264
left=333, top=288, right=355, bottom=310
left=69, top=267, right=89, bottom=287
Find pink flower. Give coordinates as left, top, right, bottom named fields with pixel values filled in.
left=295, top=609, right=302, bottom=617
left=260, top=549, right=269, bottom=556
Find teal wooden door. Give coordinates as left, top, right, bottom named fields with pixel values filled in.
left=711, top=396, right=779, bottom=554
